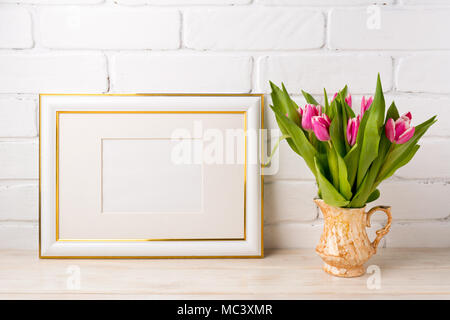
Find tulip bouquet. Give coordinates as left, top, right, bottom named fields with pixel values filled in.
left=268, top=75, right=437, bottom=208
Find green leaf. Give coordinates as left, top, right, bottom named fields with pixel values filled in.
left=344, top=143, right=359, bottom=188
left=301, top=89, right=320, bottom=106
left=270, top=105, right=318, bottom=176
left=350, top=126, right=391, bottom=207
left=356, top=74, right=386, bottom=187
left=323, top=88, right=329, bottom=114
left=270, top=82, right=300, bottom=126
left=386, top=101, right=400, bottom=121
left=341, top=85, right=348, bottom=99
left=329, top=97, right=346, bottom=157
left=315, top=157, right=349, bottom=207
left=327, top=144, right=339, bottom=189
left=379, top=144, right=420, bottom=182
left=367, top=189, right=380, bottom=203
left=376, top=116, right=437, bottom=182
left=337, top=153, right=353, bottom=200
left=349, top=167, right=377, bottom=208
left=273, top=110, right=301, bottom=156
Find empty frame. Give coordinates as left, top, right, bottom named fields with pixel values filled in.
left=39, top=94, right=264, bottom=258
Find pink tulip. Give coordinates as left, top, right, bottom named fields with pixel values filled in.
left=385, top=112, right=415, bottom=144
left=332, top=92, right=352, bottom=107
left=301, top=104, right=321, bottom=131
left=312, top=114, right=331, bottom=141
left=345, top=95, right=352, bottom=108
left=347, top=116, right=360, bottom=146
left=360, top=96, right=373, bottom=117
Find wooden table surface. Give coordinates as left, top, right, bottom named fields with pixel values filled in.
left=1, top=248, right=449, bottom=299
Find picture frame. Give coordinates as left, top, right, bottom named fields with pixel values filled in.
left=39, top=94, right=264, bottom=258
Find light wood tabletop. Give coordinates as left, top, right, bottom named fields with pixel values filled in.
left=1, top=248, right=449, bottom=299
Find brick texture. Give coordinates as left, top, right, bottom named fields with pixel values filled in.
left=0, top=1, right=449, bottom=249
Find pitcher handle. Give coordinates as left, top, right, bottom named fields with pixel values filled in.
left=366, top=206, right=392, bottom=252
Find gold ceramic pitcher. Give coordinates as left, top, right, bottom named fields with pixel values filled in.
left=315, top=199, right=392, bottom=277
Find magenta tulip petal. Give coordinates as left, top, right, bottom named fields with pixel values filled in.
left=346, top=117, right=359, bottom=146
left=312, top=115, right=331, bottom=141
left=385, top=118, right=396, bottom=143
left=322, top=113, right=331, bottom=126
left=403, top=112, right=412, bottom=121
left=360, top=96, right=373, bottom=117
left=396, top=126, right=415, bottom=144
left=351, top=119, right=359, bottom=146
left=345, top=95, right=352, bottom=108
left=394, top=119, right=409, bottom=140
left=347, top=118, right=354, bottom=145
left=301, top=104, right=321, bottom=131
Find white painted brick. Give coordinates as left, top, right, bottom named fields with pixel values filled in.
left=0, top=0, right=102, bottom=3
left=395, top=139, right=450, bottom=179
left=0, top=7, right=32, bottom=49
left=185, top=8, right=324, bottom=50
left=264, top=181, right=317, bottom=224
left=117, top=0, right=250, bottom=4
left=403, top=0, right=450, bottom=4
left=386, top=222, right=450, bottom=247
left=0, top=184, right=38, bottom=221
left=0, top=53, right=107, bottom=93
left=0, top=141, right=37, bottom=179
left=329, top=8, right=450, bottom=50
left=259, top=55, right=392, bottom=94
left=397, top=54, right=450, bottom=94
left=39, top=7, right=180, bottom=50
left=0, top=99, right=37, bottom=137
left=264, top=222, right=323, bottom=248
left=111, top=54, right=252, bottom=93
left=0, top=223, right=37, bottom=250
left=372, top=181, right=450, bottom=220
left=265, top=141, right=315, bottom=181
left=384, top=95, right=450, bottom=137
left=256, top=0, right=393, bottom=4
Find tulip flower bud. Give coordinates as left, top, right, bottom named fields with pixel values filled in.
left=301, top=104, right=321, bottom=131
left=385, top=112, right=415, bottom=144
left=312, top=114, right=331, bottom=141
left=360, top=96, right=373, bottom=117
left=347, top=116, right=360, bottom=146
left=332, top=92, right=352, bottom=107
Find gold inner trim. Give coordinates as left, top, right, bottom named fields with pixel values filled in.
left=56, top=110, right=247, bottom=242
left=39, top=93, right=264, bottom=258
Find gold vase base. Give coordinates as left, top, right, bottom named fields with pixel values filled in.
left=323, top=263, right=365, bottom=278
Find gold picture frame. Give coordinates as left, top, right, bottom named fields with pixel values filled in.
left=39, top=93, right=264, bottom=259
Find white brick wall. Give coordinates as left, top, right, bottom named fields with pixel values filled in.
left=258, top=55, right=393, bottom=94
left=397, top=54, right=450, bottom=94
left=0, top=1, right=449, bottom=249
left=329, top=8, right=450, bottom=50
left=39, top=7, right=181, bottom=49
left=0, top=99, right=37, bottom=137
left=0, top=7, right=33, bottom=49
left=111, top=54, right=252, bottom=93
left=184, top=8, right=324, bottom=50
left=0, top=53, right=108, bottom=93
